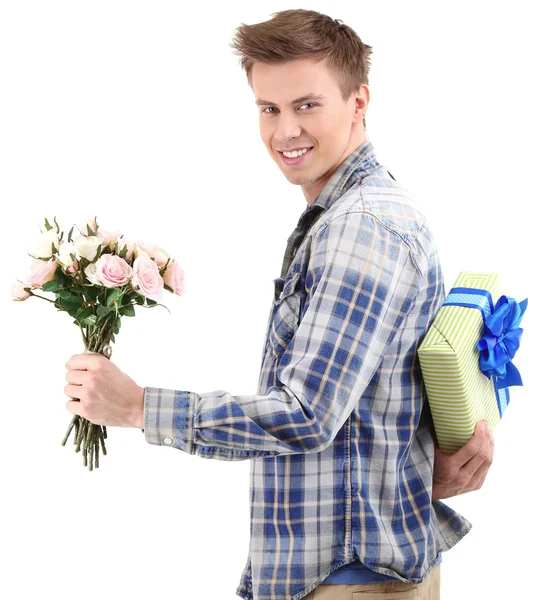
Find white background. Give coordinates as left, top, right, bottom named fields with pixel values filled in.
left=2, top=1, right=539, bottom=599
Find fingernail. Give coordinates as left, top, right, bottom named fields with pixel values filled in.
left=481, top=421, right=487, bottom=433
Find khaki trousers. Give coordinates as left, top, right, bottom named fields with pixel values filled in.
left=305, top=565, right=440, bottom=600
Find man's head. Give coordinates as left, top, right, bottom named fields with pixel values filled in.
left=230, top=9, right=372, bottom=205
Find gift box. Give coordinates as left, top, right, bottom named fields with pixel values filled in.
left=417, top=271, right=527, bottom=454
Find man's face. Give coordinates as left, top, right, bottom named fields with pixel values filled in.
left=251, top=56, right=368, bottom=204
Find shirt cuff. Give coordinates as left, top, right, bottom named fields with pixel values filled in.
left=143, top=386, right=197, bottom=454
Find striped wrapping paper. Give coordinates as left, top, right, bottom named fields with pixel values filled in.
left=417, top=272, right=511, bottom=454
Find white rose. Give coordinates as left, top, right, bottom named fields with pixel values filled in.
left=58, top=241, right=80, bottom=268
left=28, top=229, right=60, bottom=260
left=78, top=217, right=98, bottom=237
left=116, top=237, right=136, bottom=261
left=72, top=234, right=103, bottom=262
left=84, top=262, right=101, bottom=285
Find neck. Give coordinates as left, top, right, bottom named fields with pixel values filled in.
left=302, top=131, right=367, bottom=206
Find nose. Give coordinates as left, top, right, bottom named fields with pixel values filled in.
left=273, top=113, right=302, bottom=145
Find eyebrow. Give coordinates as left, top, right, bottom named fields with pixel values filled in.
left=255, top=93, right=326, bottom=107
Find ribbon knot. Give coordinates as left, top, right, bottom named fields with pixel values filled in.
left=477, top=295, right=528, bottom=389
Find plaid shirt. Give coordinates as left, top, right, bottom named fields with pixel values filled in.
left=143, top=140, right=472, bottom=600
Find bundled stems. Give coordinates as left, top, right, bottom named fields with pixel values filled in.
left=61, top=315, right=115, bottom=470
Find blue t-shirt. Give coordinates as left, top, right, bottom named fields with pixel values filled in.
left=321, top=554, right=442, bottom=584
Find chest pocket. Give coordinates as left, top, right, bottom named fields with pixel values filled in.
left=267, top=271, right=303, bottom=359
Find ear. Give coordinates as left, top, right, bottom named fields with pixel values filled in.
left=352, top=85, right=369, bottom=123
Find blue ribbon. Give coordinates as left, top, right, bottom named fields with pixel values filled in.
left=442, top=286, right=528, bottom=416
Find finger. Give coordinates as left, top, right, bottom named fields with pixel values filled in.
left=446, top=421, right=487, bottom=468
left=65, top=398, right=85, bottom=418
left=64, top=383, right=86, bottom=400
left=462, top=428, right=494, bottom=490
left=458, top=426, right=493, bottom=488
left=65, top=369, right=92, bottom=385
left=65, top=354, right=99, bottom=371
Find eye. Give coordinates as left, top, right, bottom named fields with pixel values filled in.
left=261, top=103, right=316, bottom=114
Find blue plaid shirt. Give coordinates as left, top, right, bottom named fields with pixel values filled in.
left=143, top=140, right=472, bottom=600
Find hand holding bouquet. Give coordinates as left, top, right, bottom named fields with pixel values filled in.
left=12, top=216, right=185, bottom=471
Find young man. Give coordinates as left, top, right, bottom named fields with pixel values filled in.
left=64, top=9, right=494, bottom=600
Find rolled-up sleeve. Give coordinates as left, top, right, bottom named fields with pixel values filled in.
left=143, top=211, right=420, bottom=460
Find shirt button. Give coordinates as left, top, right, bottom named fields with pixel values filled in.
left=163, top=437, right=173, bottom=445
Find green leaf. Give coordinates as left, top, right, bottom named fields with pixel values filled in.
left=120, top=292, right=133, bottom=306
left=110, top=333, right=116, bottom=344
left=54, top=268, right=71, bottom=286
left=119, top=244, right=128, bottom=259
left=68, top=225, right=75, bottom=243
left=115, top=316, right=121, bottom=329
left=61, top=296, right=84, bottom=309
left=76, top=306, right=94, bottom=320
left=106, top=288, right=122, bottom=306
left=134, top=294, right=145, bottom=305
left=84, top=286, right=100, bottom=302
left=57, top=289, right=72, bottom=299
left=97, top=305, right=114, bottom=317
left=80, top=315, right=97, bottom=327
left=42, top=280, right=60, bottom=292
left=53, top=216, right=60, bottom=233
left=146, top=298, right=157, bottom=306
left=44, top=218, right=53, bottom=231
left=119, top=304, right=136, bottom=317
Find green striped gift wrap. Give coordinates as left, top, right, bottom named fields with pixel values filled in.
left=417, top=271, right=517, bottom=455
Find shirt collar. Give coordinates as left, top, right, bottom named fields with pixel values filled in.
left=298, top=139, right=382, bottom=227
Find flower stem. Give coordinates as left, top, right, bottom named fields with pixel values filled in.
left=78, top=323, right=88, bottom=348
left=61, top=415, right=78, bottom=446
left=29, top=291, right=56, bottom=303
left=94, top=431, right=100, bottom=469
left=75, top=417, right=86, bottom=452
left=89, top=429, right=95, bottom=471
left=98, top=426, right=107, bottom=455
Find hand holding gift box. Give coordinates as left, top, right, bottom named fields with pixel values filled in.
left=417, top=272, right=527, bottom=455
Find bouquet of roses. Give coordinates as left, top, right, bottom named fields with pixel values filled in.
left=11, top=216, right=185, bottom=471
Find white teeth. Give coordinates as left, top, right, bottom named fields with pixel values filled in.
left=283, top=148, right=310, bottom=158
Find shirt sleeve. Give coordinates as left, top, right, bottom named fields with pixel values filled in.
left=143, top=211, right=421, bottom=460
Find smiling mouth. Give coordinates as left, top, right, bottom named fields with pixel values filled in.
left=278, top=147, right=314, bottom=165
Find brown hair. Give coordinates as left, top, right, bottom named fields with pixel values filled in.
left=229, top=9, right=373, bottom=129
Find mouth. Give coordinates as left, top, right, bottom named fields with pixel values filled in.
left=278, top=146, right=314, bottom=166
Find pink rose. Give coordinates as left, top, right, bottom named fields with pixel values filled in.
left=97, top=230, right=121, bottom=250
left=131, top=256, right=163, bottom=301
left=25, top=257, right=57, bottom=288
left=163, top=260, right=185, bottom=295
left=134, top=239, right=169, bottom=268
left=11, top=281, right=31, bottom=301
left=94, top=254, right=133, bottom=288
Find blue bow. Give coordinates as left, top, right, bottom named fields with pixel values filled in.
left=477, top=295, right=528, bottom=390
